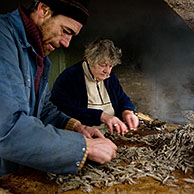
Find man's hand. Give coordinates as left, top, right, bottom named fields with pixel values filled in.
left=122, top=110, right=139, bottom=130
left=86, top=137, right=117, bottom=164
left=100, top=112, right=128, bottom=135
left=74, top=123, right=104, bottom=138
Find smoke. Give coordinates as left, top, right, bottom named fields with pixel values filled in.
left=142, top=25, right=194, bottom=124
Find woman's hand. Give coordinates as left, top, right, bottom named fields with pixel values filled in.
left=122, top=110, right=139, bottom=130
left=100, top=112, right=128, bottom=135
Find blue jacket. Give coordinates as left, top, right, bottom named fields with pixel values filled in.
left=51, top=61, right=135, bottom=126
left=0, top=9, right=86, bottom=176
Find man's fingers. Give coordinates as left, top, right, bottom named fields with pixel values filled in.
left=87, top=138, right=117, bottom=164
left=85, top=132, right=92, bottom=138
left=112, top=150, right=117, bottom=158
left=95, top=129, right=105, bottom=138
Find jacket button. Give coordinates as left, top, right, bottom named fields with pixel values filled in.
left=76, top=161, right=80, bottom=167
left=82, top=147, right=86, bottom=152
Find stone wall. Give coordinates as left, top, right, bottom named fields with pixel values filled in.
left=164, top=0, right=194, bottom=31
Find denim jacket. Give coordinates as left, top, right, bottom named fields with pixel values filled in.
left=0, top=9, right=86, bottom=176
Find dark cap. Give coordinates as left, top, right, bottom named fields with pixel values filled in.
left=40, top=0, right=90, bottom=25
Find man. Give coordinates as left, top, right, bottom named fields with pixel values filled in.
left=0, top=0, right=117, bottom=177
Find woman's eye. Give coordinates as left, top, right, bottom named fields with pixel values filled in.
left=99, top=64, right=106, bottom=68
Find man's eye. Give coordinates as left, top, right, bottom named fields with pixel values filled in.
left=63, top=29, right=71, bottom=35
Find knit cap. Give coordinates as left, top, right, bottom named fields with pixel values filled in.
left=40, top=0, right=90, bottom=25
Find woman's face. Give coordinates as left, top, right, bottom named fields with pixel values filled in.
left=89, top=60, right=113, bottom=82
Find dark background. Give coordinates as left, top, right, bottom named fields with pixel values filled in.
left=1, top=0, right=192, bottom=66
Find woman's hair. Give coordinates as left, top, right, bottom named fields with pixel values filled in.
left=84, top=39, right=122, bottom=67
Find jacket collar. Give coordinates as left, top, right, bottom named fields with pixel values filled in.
left=19, top=6, right=44, bottom=58
left=82, top=61, right=97, bottom=82
left=7, top=8, right=31, bottom=48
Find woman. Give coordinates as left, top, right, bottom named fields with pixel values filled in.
left=50, top=39, right=139, bottom=135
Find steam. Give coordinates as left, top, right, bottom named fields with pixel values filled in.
left=142, top=28, right=194, bottom=124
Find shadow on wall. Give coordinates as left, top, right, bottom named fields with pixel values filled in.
left=1, top=0, right=194, bottom=123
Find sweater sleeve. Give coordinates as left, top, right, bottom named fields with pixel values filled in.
left=107, top=73, right=135, bottom=119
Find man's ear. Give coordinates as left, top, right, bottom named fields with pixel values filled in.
left=37, top=2, right=52, bottom=19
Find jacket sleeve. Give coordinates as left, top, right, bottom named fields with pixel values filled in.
left=50, top=66, right=103, bottom=126
left=40, top=84, right=72, bottom=129
left=109, top=73, right=135, bottom=118
left=0, top=19, right=87, bottom=175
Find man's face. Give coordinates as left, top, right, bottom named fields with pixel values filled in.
left=90, top=60, right=113, bottom=82
left=38, top=15, right=83, bottom=55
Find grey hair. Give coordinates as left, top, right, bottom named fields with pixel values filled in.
left=84, top=39, right=122, bottom=67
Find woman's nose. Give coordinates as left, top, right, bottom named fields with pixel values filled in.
left=105, top=66, right=112, bottom=74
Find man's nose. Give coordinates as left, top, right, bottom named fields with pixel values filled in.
left=60, top=34, right=73, bottom=48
